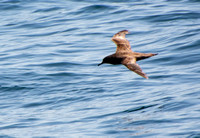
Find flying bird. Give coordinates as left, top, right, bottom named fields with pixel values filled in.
left=98, top=30, right=157, bottom=79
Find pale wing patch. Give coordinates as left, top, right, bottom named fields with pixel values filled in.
left=111, top=30, right=131, bottom=51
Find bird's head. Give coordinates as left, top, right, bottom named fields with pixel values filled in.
left=98, top=57, right=110, bottom=66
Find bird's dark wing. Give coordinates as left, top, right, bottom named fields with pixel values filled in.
left=111, top=30, right=132, bottom=52
left=122, top=58, right=148, bottom=79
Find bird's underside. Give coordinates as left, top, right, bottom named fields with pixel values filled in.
left=98, top=30, right=157, bottom=79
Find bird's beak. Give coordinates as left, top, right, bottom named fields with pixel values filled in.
left=98, top=63, right=103, bottom=66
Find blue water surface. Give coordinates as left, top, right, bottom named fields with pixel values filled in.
left=0, top=0, right=200, bottom=137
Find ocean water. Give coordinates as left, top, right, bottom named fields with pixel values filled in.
left=0, top=0, right=200, bottom=137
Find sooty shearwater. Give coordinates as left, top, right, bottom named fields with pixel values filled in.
left=98, top=30, right=157, bottom=79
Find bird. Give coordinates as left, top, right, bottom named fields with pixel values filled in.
left=98, top=30, right=157, bottom=79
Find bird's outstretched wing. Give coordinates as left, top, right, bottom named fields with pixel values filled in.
left=111, top=30, right=132, bottom=52
left=122, top=58, right=148, bottom=79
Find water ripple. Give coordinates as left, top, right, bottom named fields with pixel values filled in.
left=0, top=0, right=200, bottom=137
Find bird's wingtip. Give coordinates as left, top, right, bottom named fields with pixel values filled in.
left=143, top=74, right=149, bottom=79
left=120, top=30, right=129, bottom=34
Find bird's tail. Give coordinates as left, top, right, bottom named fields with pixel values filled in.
left=136, top=53, right=158, bottom=61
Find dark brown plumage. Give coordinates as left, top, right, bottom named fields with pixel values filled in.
left=98, top=30, right=157, bottom=79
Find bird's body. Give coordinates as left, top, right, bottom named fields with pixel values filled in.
left=98, top=30, right=157, bottom=79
